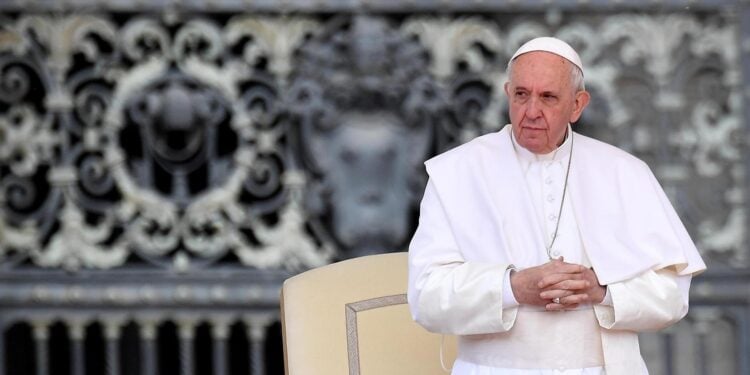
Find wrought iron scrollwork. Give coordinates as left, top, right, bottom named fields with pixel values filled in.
left=0, top=12, right=744, bottom=271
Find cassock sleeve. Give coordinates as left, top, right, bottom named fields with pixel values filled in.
left=407, top=179, right=518, bottom=335
left=593, top=267, right=690, bottom=331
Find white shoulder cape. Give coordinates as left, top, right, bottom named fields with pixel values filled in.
left=424, top=125, right=705, bottom=285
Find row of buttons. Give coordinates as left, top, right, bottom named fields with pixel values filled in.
left=543, top=163, right=562, bottom=259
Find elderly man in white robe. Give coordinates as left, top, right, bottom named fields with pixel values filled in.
left=407, top=37, right=706, bottom=375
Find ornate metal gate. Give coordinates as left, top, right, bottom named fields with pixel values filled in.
left=0, top=1, right=748, bottom=374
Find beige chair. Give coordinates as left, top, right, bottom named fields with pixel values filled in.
left=281, top=252, right=457, bottom=375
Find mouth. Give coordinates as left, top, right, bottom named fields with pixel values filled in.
left=519, top=121, right=546, bottom=131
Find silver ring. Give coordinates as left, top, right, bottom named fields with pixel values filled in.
left=552, top=297, right=561, bottom=304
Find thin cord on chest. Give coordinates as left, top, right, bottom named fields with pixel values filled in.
left=546, top=133, right=573, bottom=260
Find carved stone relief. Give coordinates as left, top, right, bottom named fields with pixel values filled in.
left=286, top=16, right=442, bottom=257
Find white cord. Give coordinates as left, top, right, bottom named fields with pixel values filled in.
left=439, top=334, right=452, bottom=372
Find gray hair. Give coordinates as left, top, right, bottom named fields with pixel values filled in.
left=506, top=56, right=586, bottom=92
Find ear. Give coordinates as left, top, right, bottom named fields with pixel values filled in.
left=569, top=90, right=590, bottom=123
left=504, top=81, right=511, bottom=98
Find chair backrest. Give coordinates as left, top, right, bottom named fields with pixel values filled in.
left=281, top=252, right=457, bottom=375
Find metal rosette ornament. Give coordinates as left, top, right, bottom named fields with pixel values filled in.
left=95, top=16, right=331, bottom=272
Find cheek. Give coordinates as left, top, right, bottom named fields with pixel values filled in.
left=509, top=103, right=524, bottom=118
left=551, top=117, right=569, bottom=135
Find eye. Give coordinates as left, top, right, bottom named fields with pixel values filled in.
left=340, top=149, right=358, bottom=163
left=381, top=147, right=396, bottom=161
left=514, top=91, right=528, bottom=99
left=542, top=93, right=558, bottom=102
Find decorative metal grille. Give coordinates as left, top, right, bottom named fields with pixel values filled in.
left=0, top=1, right=748, bottom=374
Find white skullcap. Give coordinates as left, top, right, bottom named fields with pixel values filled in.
left=510, top=37, right=583, bottom=75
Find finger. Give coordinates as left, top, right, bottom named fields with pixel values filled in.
left=562, top=303, right=581, bottom=310
left=545, top=257, right=572, bottom=266
left=560, top=293, right=590, bottom=305
left=539, top=272, right=582, bottom=285
left=537, top=272, right=584, bottom=288
left=542, top=279, right=590, bottom=292
left=539, top=289, right=575, bottom=300
left=547, top=262, right=586, bottom=275
left=545, top=302, right=566, bottom=311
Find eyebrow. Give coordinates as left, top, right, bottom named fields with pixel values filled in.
left=513, top=86, right=559, bottom=96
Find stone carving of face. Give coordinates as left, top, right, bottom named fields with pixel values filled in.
left=287, top=16, right=441, bottom=258
left=308, top=111, right=425, bottom=257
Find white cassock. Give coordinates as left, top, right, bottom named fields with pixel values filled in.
left=407, top=124, right=706, bottom=375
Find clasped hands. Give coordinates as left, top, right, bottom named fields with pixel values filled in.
left=509, top=257, right=606, bottom=311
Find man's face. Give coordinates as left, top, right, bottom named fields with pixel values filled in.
left=504, top=51, right=589, bottom=154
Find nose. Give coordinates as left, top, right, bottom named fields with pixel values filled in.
left=360, top=190, right=383, bottom=204
left=524, top=96, right=542, bottom=119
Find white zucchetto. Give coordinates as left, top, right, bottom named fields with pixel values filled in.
left=510, top=36, right=584, bottom=75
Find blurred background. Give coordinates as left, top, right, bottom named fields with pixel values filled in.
left=0, top=0, right=747, bottom=374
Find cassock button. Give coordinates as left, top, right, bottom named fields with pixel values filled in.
left=545, top=177, right=553, bottom=185
left=548, top=214, right=557, bottom=221
left=552, top=250, right=560, bottom=257
left=546, top=195, right=555, bottom=202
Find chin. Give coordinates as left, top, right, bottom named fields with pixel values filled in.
left=524, top=142, right=553, bottom=154
left=518, top=138, right=543, bottom=150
